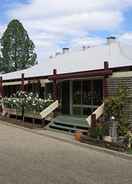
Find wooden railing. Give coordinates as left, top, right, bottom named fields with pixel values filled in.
left=86, top=103, right=104, bottom=127
left=1, top=99, right=59, bottom=121
left=40, top=100, right=59, bottom=119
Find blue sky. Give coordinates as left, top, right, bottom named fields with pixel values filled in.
left=0, top=0, right=132, bottom=62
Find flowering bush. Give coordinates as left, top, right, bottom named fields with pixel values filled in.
left=3, top=91, right=53, bottom=115
left=24, top=92, right=53, bottom=113
left=3, top=97, right=19, bottom=109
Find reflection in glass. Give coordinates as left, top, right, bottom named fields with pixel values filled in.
left=83, top=108, right=92, bottom=116
left=93, top=80, right=103, bottom=105
left=72, top=79, right=103, bottom=116
left=73, top=107, right=82, bottom=115
left=82, top=80, right=91, bottom=105
left=73, top=81, right=81, bottom=104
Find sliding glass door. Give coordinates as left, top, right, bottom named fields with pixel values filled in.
left=61, top=81, right=70, bottom=114
left=72, top=79, right=103, bottom=116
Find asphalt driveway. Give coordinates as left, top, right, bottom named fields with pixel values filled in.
left=0, top=121, right=132, bottom=184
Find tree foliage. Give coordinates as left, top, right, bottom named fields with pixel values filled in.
left=0, top=19, right=37, bottom=73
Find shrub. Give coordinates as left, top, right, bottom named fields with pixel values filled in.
left=3, top=91, right=53, bottom=115
left=104, top=85, right=128, bottom=136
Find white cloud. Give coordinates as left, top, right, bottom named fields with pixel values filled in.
left=70, top=36, right=105, bottom=48
left=120, top=32, right=132, bottom=40
left=8, top=0, right=132, bottom=18
left=119, top=32, right=132, bottom=45
left=5, top=0, right=132, bottom=62
left=0, top=24, right=6, bottom=38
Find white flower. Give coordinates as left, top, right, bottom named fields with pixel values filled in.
left=28, top=96, right=32, bottom=100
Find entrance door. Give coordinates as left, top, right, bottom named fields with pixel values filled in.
left=72, top=79, right=103, bottom=116
left=61, top=81, right=70, bottom=114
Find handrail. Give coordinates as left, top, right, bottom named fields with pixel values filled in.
left=86, top=103, right=104, bottom=127
left=40, top=100, right=59, bottom=119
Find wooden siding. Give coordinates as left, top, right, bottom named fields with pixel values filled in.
left=107, top=76, right=132, bottom=125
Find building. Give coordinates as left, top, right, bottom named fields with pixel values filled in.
left=0, top=37, right=132, bottom=132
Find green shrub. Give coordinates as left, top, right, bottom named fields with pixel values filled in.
left=3, top=91, right=53, bottom=115
left=90, top=126, right=105, bottom=140
left=104, top=85, right=128, bottom=136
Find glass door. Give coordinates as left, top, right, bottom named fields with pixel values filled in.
left=72, top=79, right=103, bottom=117
left=61, top=81, right=70, bottom=114
left=82, top=80, right=92, bottom=116
left=72, top=80, right=82, bottom=115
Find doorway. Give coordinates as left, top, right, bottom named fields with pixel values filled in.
left=72, top=79, right=103, bottom=116
left=61, top=81, right=70, bottom=114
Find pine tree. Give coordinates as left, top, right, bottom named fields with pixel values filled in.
left=0, top=19, right=37, bottom=73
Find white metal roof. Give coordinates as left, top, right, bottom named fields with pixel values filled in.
left=1, top=40, right=132, bottom=81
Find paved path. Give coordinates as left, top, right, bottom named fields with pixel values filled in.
left=0, top=121, right=132, bottom=184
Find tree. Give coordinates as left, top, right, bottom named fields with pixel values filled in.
left=0, top=19, right=37, bottom=73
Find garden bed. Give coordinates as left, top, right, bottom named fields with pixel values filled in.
left=80, top=134, right=127, bottom=152
left=0, top=115, right=48, bottom=129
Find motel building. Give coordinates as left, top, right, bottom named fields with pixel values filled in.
left=0, top=36, right=132, bottom=132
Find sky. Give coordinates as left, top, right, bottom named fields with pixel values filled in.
left=0, top=0, right=132, bottom=63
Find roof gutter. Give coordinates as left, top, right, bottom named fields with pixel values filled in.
left=2, top=61, right=113, bottom=82
left=48, top=69, right=112, bottom=81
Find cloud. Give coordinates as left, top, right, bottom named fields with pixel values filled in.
left=4, top=0, right=132, bottom=62
left=8, top=0, right=132, bottom=18
left=0, top=24, right=6, bottom=37
left=70, top=36, right=105, bottom=48
left=119, top=32, right=132, bottom=45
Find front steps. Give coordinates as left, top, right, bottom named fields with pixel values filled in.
left=46, top=115, right=88, bottom=134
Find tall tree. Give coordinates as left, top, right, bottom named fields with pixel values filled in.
left=0, top=19, right=37, bottom=73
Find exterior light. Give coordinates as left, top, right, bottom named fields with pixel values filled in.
left=111, top=116, right=115, bottom=121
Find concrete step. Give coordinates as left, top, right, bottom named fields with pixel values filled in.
left=53, top=115, right=88, bottom=126
left=47, top=115, right=88, bottom=134
left=54, top=121, right=88, bottom=129
left=49, top=124, right=78, bottom=133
